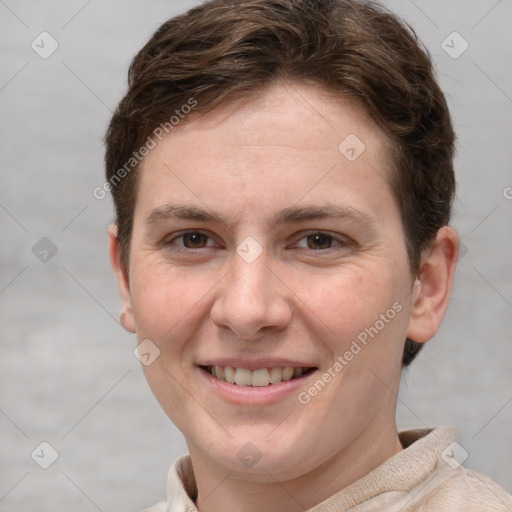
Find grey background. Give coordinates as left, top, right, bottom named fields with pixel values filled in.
left=1, top=0, right=511, bottom=510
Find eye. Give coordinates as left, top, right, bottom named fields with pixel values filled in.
left=293, top=232, right=347, bottom=251
left=305, top=233, right=334, bottom=250
left=169, top=231, right=215, bottom=249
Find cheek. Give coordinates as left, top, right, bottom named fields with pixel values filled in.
left=299, top=267, right=402, bottom=333
left=130, top=261, right=213, bottom=344
left=292, top=263, right=411, bottom=380
left=130, top=264, right=214, bottom=419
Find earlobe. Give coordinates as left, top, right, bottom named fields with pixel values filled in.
left=108, top=224, right=136, bottom=333
left=406, top=226, right=459, bottom=344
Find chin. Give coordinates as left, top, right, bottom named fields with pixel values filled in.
left=197, top=433, right=321, bottom=482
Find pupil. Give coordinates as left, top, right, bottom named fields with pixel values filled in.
left=184, top=232, right=206, bottom=248
left=307, top=233, right=331, bottom=250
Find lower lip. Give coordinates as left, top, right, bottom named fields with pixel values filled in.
left=196, top=366, right=317, bottom=405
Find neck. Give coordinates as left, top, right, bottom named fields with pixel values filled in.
left=190, top=420, right=402, bottom=512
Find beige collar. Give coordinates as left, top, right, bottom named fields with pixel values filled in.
left=162, top=427, right=455, bottom=511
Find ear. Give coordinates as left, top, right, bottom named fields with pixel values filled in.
left=108, top=224, right=136, bottom=333
left=406, top=226, right=459, bottom=344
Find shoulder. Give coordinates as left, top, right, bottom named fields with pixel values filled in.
left=417, top=466, right=512, bottom=512
left=395, top=427, right=512, bottom=512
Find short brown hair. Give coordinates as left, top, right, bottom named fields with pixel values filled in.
left=104, top=0, right=456, bottom=366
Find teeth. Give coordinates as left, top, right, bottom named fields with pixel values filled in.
left=251, top=368, right=270, bottom=387
left=269, top=367, right=282, bottom=384
left=206, top=365, right=311, bottom=386
left=224, top=366, right=235, bottom=384
left=215, top=366, right=225, bottom=380
left=282, top=367, right=294, bottom=381
left=234, top=368, right=252, bottom=386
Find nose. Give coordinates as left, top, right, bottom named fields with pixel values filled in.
left=210, top=250, right=292, bottom=341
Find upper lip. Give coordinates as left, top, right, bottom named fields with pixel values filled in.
left=196, top=358, right=317, bottom=370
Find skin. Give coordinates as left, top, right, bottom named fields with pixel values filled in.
left=109, top=81, right=459, bottom=512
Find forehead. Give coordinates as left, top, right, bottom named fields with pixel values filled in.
left=135, top=82, right=396, bottom=225
left=162, top=83, right=383, bottom=157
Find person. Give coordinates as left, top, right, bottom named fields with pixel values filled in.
left=104, top=0, right=512, bottom=510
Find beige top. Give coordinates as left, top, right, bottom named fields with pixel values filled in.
left=144, top=427, right=512, bottom=511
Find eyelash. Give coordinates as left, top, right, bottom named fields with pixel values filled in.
left=165, top=230, right=350, bottom=253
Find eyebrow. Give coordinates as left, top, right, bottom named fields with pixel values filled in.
left=144, top=203, right=377, bottom=230
left=145, top=204, right=227, bottom=225
left=272, top=204, right=376, bottom=229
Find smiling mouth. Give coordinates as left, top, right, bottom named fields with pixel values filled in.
left=200, top=365, right=317, bottom=386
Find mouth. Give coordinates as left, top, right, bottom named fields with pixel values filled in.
left=199, top=365, right=317, bottom=387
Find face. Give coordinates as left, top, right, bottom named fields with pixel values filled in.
left=111, top=82, right=441, bottom=483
